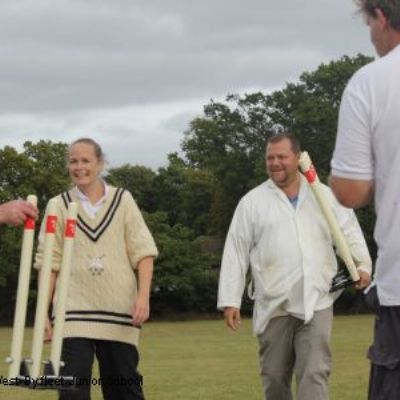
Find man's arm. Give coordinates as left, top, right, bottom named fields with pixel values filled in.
left=330, top=70, right=374, bottom=210
left=217, top=198, right=253, bottom=331
left=0, top=199, right=38, bottom=225
left=329, top=187, right=373, bottom=290
left=329, top=176, right=374, bottom=209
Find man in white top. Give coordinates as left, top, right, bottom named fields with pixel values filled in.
left=218, top=132, right=372, bottom=400
left=330, top=1, right=400, bottom=398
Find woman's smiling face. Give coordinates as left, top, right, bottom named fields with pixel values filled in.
left=68, top=142, right=104, bottom=190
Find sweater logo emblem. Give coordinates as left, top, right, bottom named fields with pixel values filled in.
left=88, top=255, right=105, bottom=276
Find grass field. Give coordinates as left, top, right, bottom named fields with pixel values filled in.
left=0, top=315, right=374, bottom=399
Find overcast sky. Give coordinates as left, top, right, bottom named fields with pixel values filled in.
left=0, top=0, right=375, bottom=169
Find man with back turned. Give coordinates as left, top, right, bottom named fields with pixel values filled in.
left=330, top=1, right=400, bottom=398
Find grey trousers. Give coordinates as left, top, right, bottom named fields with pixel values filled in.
left=257, top=307, right=333, bottom=400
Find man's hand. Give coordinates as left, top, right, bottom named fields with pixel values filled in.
left=0, top=199, right=38, bottom=226
left=354, top=270, right=371, bottom=290
left=224, top=307, right=241, bottom=331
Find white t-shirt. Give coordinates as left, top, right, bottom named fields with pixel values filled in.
left=331, top=44, right=400, bottom=306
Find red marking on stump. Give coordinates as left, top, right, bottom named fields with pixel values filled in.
left=304, top=165, right=317, bottom=183
left=46, top=216, right=57, bottom=233
left=24, top=218, right=35, bottom=230
left=65, top=219, right=77, bottom=238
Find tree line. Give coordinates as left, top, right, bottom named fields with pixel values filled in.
left=0, top=54, right=376, bottom=322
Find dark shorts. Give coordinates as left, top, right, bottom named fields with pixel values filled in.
left=366, top=287, right=400, bottom=400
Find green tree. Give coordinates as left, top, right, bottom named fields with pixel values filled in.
left=0, top=146, right=35, bottom=200
left=152, top=153, right=187, bottom=227
left=23, top=140, right=70, bottom=208
left=151, top=154, right=215, bottom=236
left=182, top=95, right=270, bottom=235
left=0, top=141, right=70, bottom=321
left=145, top=212, right=219, bottom=313
left=267, top=54, right=374, bottom=178
left=179, top=168, right=214, bottom=235
left=105, top=164, right=157, bottom=212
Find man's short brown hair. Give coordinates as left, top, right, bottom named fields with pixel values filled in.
left=355, top=0, right=400, bottom=30
left=267, top=132, right=301, bottom=154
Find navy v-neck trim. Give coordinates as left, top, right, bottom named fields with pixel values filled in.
left=61, top=188, right=125, bottom=242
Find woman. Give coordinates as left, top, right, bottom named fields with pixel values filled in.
left=35, top=138, right=158, bottom=400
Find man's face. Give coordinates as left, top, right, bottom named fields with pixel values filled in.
left=265, top=138, right=299, bottom=188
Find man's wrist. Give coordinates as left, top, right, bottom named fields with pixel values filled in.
left=356, top=265, right=372, bottom=276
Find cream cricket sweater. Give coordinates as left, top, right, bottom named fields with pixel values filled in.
left=34, top=186, right=158, bottom=346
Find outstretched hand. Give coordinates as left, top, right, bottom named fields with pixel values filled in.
left=0, top=199, right=38, bottom=226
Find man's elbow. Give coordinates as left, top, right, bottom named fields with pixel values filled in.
left=329, top=176, right=373, bottom=209
left=334, top=192, right=366, bottom=209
